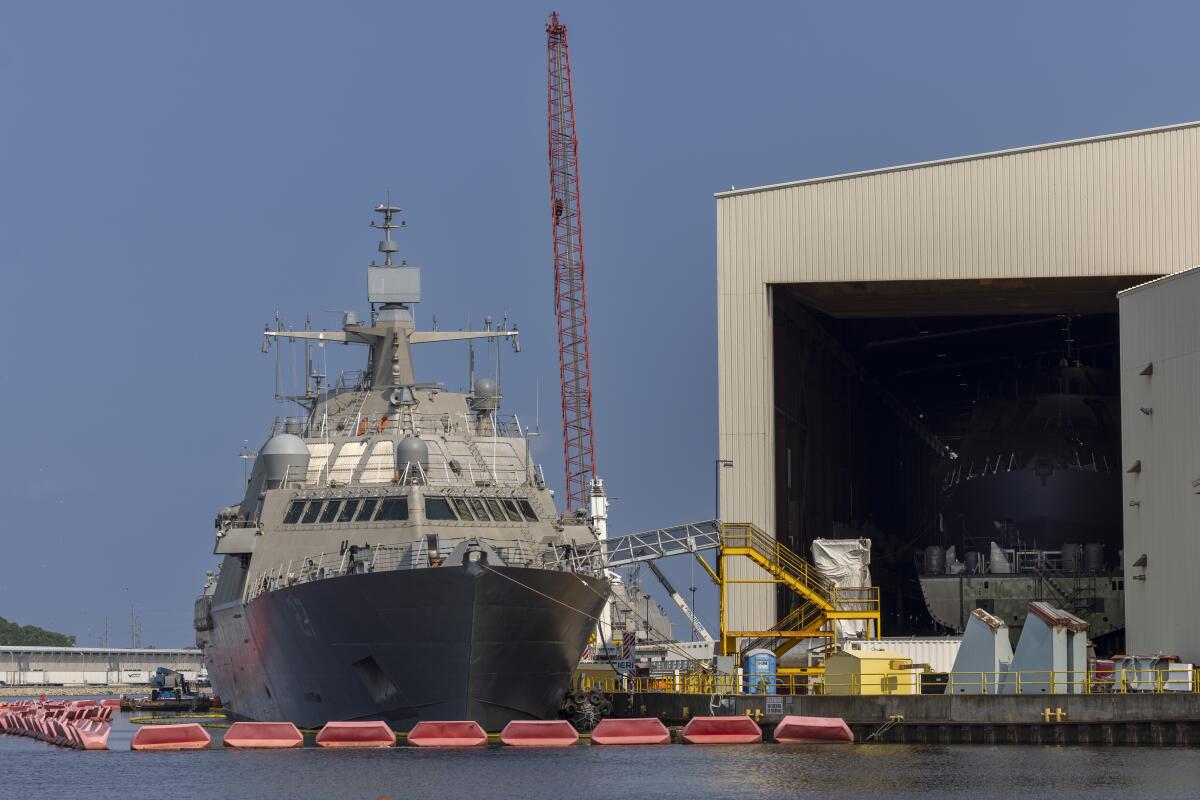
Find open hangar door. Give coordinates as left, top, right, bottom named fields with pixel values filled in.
left=772, top=276, right=1147, bottom=643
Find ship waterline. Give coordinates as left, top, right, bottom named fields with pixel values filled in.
left=204, top=563, right=607, bottom=731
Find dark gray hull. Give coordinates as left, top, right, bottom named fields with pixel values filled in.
left=202, top=563, right=608, bottom=731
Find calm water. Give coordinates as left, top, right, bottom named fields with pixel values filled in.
left=2, top=709, right=1199, bottom=800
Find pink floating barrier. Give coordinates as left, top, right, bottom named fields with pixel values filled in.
left=223, top=722, right=304, bottom=749
left=62, top=723, right=84, bottom=750
left=314, top=721, right=395, bottom=748
left=680, top=716, right=762, bottom=745
left=69, top=700, right=98, bottom=708
left=75, top=721, right=112, bottom=751
left=590, top=717, right=671, bottom=746
left=131, top=723, right=212, bottom=751
left=407, top=720, right=488, bottom=747
left=100, top=699, right=122, bottom=709
left=499, top=720, right=579, bottom=748
left=772, top=715, right=854, bottom=744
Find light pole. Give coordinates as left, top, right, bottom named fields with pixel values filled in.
left=714, top=459, right=734, bottom=520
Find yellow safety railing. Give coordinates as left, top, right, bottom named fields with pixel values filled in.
left=580, top=668, right=1200, bottom=697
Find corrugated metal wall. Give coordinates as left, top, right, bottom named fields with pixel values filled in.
left=717, top=122, right=1200, bottom=632
left=1119, top=269, right=1200, bottom=662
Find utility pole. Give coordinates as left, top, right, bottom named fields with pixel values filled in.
left=129, top=605, right=142, bottom=649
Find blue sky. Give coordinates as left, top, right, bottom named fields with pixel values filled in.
left=1, top=1, right=1196, bottom=645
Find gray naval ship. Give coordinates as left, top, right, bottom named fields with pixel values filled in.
left=917, top=355, right=1125, bottom=648
left=193, top=204, right=609, bottom=730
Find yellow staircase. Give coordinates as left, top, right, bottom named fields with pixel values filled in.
left=718, top=523, right=881, bottom=658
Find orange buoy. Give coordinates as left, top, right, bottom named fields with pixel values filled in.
left=315, top=720, right=395, bottom=748
left=590, top=717, right=671, bottom=746
left=407, top=720, right=488, bottom=747
left=680, top=716, right=762, bottom=744
left=131, top=723, right=212, bottom=751
left=499, top=720, right=578, bottom=747
left=223, top=721, right=304, bottom=749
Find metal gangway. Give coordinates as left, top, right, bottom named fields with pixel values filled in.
left=548, top=520, right=722, bottom=574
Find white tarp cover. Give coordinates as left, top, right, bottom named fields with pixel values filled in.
left=811, top=539, right=872, bottom=639
left=989, top=542, right=1013, bottom=574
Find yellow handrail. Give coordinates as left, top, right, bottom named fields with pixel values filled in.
left=580, top=667, right=1197, bottom=697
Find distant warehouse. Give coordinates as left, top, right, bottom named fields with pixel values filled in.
left=0, top=646, right=204, bottom=687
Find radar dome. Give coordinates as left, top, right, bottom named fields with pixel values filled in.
left=260, top=434, right=310, bottom=485
left=470, top=377, right=500, bottom=411
left=395, top=436, right=429, bottom=480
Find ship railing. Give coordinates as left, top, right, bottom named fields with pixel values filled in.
left=948, top=449, right=1115, bottom=488
left=269, top=411, right=526, bottom=441
left=284, top=459, right=537, bottom=490
left=244, top=538, right=552, bottom=603
left=579, top=668, right=1200, bottom=696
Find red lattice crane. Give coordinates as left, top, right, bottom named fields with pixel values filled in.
left=547, top=12, right=596, bottom=512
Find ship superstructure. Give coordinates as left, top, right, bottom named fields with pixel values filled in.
left=194, top=205, right=609, bottom=730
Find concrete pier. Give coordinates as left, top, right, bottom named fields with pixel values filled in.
left=608, top=692, right=1200, bottom=745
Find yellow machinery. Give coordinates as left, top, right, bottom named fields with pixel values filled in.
left=714, top=523, right=881, bottom=666
left=822, top=647, right=920, bottom=695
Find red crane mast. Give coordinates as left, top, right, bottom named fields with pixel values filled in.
left=546, top=12, right=596, bottom=512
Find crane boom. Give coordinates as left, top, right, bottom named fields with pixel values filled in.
left=546, top=11, right=596, bottom=512
left=645, top=560, right=715, bottom=643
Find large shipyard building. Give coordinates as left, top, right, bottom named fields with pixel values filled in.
left=1119, top=267, right=1200, bottom=663
left=716, top=121, right=1200, bottom=647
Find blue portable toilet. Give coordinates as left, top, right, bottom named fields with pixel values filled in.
left=743, top=648, right=777, bottom=694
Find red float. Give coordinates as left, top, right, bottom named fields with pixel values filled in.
left=76, top=720, right=112, bottom=751
left=680, top=716, right=762, bottom=744
left=314, top=720, right=395, bottom=748
left=590, top=718, right=671, bottom=746
left=772, top=715, right=854, bottom=744
left=131, top=723, right=212, bottom=751
left=224, top=721, right=304, bottom=749
left=407, top=720, right=488, bottom=747
left=499, top=720, right=579, bottom=747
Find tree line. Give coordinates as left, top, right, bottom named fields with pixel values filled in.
left=0, top=615, right=76, bottom=647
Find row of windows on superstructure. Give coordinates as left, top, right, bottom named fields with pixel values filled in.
left=281, top=495, right=538, bottom=526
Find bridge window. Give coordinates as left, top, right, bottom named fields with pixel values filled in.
left=318, top=500, right=342, bottom=524
left=355, top=498, right=379, bottom=522
left=451, top=497, right=475, bottom=520
left=469, top=498, right=491, bottom=521
left=337, top=500, right=361, bottom=523
left=282, top=500, right=306, bottom=525
left=500, top=499, right=523, bottom=523
left=375, top=497, right=409, bottom=521
left=425, top=497, right=456, bottom=521
left=300, top=501, right=324, bottom=524
left=517, top=499, right=538, bottom=522
left=485, top=499, right=508, bottom=522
